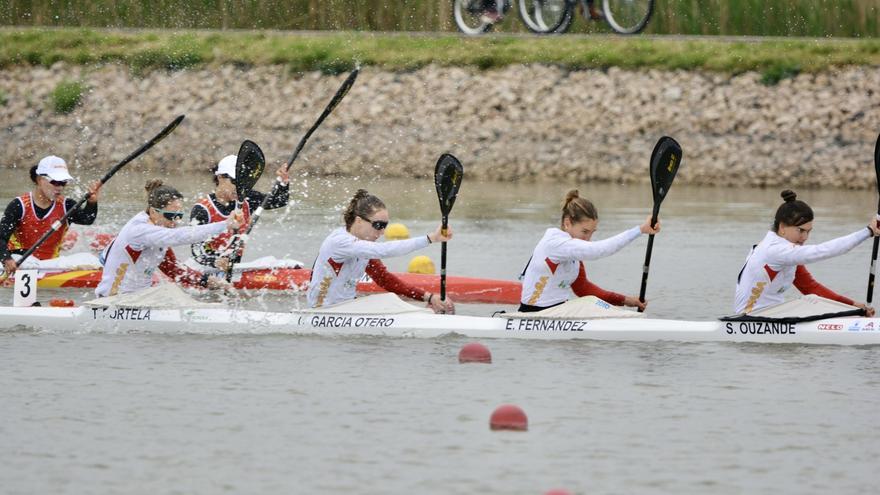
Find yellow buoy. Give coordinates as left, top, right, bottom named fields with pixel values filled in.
left=385, top=222, right=410, bottom=240
left=408, top=255, right=436, bottom=274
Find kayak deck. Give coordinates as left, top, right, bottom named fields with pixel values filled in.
left=34, top=267, right=522, bottom=304
left=2, top=305, right=878, bottom=345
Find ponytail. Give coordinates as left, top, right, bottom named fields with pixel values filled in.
left=145, top=179, right=183, bottom=211
left=561, top=189, right=598, bottom=225
left=344, top=189, right=386, bottom=229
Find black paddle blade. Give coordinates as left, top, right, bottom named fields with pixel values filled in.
left=874, top=132, right=880, bottom=198
left=153, top=114, right=185, bottom=146
left=284, top=68, right=359, bottom=170
left=434, top=154, right=464, bottom=219
left=324, top=68, right=359, bottom=120
left=101, top=114, right=185, bottom=183
left=235, top=140, right=266, bottom=201
left=649, top=136, right=683, bottom=212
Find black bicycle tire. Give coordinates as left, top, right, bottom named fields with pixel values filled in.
left=552, top=1, right=575, bottom=34
left=453, top=0, right=494, bottom=35
left=602, top=0, right=653, bottom=34
left=517, top=0, right=573, bottom=34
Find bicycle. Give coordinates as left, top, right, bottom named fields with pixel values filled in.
left=452, top=0, right=654, bottom=36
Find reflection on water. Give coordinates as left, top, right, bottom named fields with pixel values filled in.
left=1, top=170, right=876, bottom=319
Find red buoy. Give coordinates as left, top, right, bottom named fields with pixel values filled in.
left=545, top=490, right=572, bottom=495
left=490, top=404, right=528, bottom=431
left=49, top=299, right=75, bottom=307
left=459, top=342, right=492, bottom=363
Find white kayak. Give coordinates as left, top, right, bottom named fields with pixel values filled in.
left=1, top=290, right=878, bottom=346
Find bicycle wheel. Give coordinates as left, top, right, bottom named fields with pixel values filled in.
left=517, top=0, right=573, bottom=34
left=454, top=0, right=495, bottom=35
left=602, top=0, right=653, bottom=34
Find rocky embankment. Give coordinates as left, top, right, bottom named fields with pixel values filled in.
left=1, top=63, right=879, bottom=188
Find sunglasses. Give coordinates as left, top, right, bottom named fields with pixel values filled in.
left=154, top=208, right=185, bottom=221
left=359, top=215, right=389, bottom=231
left=41, top=176, right=68, bottom=187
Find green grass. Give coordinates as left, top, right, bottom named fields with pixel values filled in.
left=2, top=28, right=880, bottom=81
left=50, top=79, right=86, bottom=113
left=760, top=62, right=801, bottom=85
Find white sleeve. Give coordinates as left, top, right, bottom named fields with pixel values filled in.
left=766, top=228, right=871, bottom=266
left=335, top=234, right=430, bottom=260
left=551, top=226, right=642, bottom=261
left=131, top=221, right=228, bottom=249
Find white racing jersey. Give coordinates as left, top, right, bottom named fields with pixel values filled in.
left=521, top=226, right=641, bottom=307
left=96, top=212, right=227, bottom=297
left=308, top=227, right=430, bottom=307
left=734, top=228, right=871, bottom=313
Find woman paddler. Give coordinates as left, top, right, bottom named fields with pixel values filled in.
left=95, top=180, right=241, bottom=297
left=0, top=156, right=101, bottom=276
left=189, top=154, right=290, bottom=273
left=519, top=190, right=660, bottom=313
left=734, top=190, right=880, bottom=315
left=307, top=189, right=455, bottom=313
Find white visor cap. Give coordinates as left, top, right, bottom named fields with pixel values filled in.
left=216, top=155, right=237, bottom=179
left=36, top=155, right=75, bottom=182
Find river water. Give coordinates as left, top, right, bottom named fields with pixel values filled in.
left=2, top=172, right=879, bottom=494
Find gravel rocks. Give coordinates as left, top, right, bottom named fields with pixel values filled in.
left=2, top=63, right=878, bottom=188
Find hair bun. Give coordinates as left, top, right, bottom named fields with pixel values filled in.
left=780, top=190, right=797, bottom=202
left=145, top=179, right=164, bottom=194
left=343, top=189, right=386, bottom=229
left=563, top=189, right=580, bottom=206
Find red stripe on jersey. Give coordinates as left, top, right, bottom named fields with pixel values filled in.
left=328, top=258, right=344, bottom=276
left=125, top=244, right=142, bottom=263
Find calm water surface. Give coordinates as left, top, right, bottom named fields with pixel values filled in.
left=1, top=173, right=879, bottom=494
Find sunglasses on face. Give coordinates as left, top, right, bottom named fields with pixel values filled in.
left=154, top=208, right=185, bottom=221
left=359, top=215, right=388, bottom=231
left=41, top=176, right=68, bottom=187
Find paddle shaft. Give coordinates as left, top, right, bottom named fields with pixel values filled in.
left=223, top=177, right=283, bottom=281
left=868, top=235, right=879, bottom=304
left=226, top=70, right=358, bottom=273
left=868, top=199, right=880, bottom=304
left=246, top=69, right=358, bottom=235
left=3, top=115, right=184, bottom=278
left=440, top=217, right=449, bottom=302
left=637, top=209, right=660, bottom=312
left=868, top=132, right=880, bottom=304
left=222, top=170, right=288, bottom=281
left=638, top=234, right=655, bottom=303
left=13, top=194, right=94, bottom=269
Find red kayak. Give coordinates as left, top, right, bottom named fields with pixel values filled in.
left=35, top=267, right=522, bottom=305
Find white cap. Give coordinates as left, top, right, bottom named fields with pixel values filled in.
left=35, top=155, right=74, bottom=182
left=216, top=155, right=237, bottom=179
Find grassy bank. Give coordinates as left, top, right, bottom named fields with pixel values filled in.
left=1, top=28, right=879, bottom=82
left=2, top=0, right=879, bottom=37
